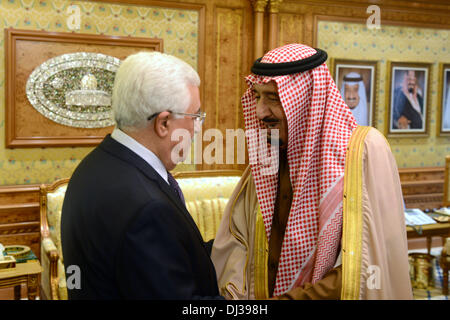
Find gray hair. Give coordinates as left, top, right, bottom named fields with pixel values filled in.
left=112, top=51, right=200, bottom=130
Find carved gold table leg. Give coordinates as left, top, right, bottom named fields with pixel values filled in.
left=27, top=274, right=39, bottom=300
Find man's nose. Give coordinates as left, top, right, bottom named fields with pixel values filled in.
left=256, top=100, right=271, bottom=120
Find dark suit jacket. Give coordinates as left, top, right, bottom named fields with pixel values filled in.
left=393, top=88, right=424, bottom=129
left=61, top=135, right=222, bottom=299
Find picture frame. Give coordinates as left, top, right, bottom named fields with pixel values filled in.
left=5, top=28, right=163, bottom=148
left=332, top=59, right=377, bottom=127
left=386, top=61, right=430, bottom=137
left=438, top=63, right=450, bottom=136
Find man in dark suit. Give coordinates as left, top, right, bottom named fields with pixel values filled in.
left=61, top=51, right=222, bottom=299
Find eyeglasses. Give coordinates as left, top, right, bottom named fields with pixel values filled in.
left=147, top=111, right=206, bottom=125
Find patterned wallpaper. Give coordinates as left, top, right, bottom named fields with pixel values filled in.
left=0, top=0, right=198, bottom=185
left=317, top=21, right=450, bottom=168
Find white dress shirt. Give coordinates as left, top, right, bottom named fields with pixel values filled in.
left=110, top=128, right=169, bottom=184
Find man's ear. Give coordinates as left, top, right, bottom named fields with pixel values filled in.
left=153, top=111, right=171, bottom=138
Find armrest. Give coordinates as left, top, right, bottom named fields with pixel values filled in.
left=42, top=237, right=58, bottom=256
left=58, top=259, right=68, bottom=300
left=41, top=237, right=60, bottom=300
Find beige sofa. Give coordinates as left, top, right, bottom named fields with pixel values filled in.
left=39, top=170, right=242, bottom=300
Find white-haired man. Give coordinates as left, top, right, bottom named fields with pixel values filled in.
left=61, top=52, right=222, bottom=299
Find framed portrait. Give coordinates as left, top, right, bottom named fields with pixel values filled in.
left=5, top=28, right=163, bottom=148
left=386, top=62, right=430, bottom=136
left=438, top=64, right=450, bottom=136
left=332, top=59, right=377, bottom=127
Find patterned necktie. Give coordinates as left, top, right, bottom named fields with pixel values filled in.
left=167, top=172, right=185, bottom=205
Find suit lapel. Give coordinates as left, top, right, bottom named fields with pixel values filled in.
left=98, top=135, right=206, bottom=246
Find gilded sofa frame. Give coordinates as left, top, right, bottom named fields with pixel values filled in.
left=39, top=178, right=70, bottom=300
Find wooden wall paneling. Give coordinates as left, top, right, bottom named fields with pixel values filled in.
left=277, top=12, right=304, bottom=47
left=399, top=167, right=445, bottom=210
left=0, top=185, right=41, bottom=205
left=212, top=6, right=243, bottom=170
left=199, top=1, right=252, bottom=172
left=0, top=185, right=41, bottom=259
left=251, top=0, right=268, bottom=60
left=0, top=204, right=40, bottom=224
left=267, top=0, right=281, bottom=51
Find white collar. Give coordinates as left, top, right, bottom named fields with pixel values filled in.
left=405, top=92, right=423, bottom=121
left=110, top=128, right=168, bottom=184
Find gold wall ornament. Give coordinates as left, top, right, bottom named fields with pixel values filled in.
left=251, top=0, right=268, bottom=13
left=268, top=0, right=283, bottom=13
left=26, top=52, right=120, bottom=129
left=65, top=74, right=111, bottom=107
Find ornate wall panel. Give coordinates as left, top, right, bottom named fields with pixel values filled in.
left=213, top=8, right=243, bottom=132
left=198, top=2, right=252, bottom=172
left=278, top=13, right=304, bottom=47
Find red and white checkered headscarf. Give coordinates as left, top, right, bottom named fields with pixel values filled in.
left=242, top=44, right=357, bottom=296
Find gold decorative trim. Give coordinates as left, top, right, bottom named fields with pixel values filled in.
left=227, top=174, right=251, bottom=295
left=341, top=126, right=370, bottom=300
left=253, top=205, right=269, bottom=299
left=252, top=0, right=269, bottom=12
left=268, top=0, right=283, bottom=13
left=39, top=177, right=70, bottom=300
left=172, top=169, right=243, bottom=179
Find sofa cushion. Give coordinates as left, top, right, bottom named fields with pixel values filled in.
left=177, top=176, right=241, bottom=202
left=186, top=198, right=228, bottom=242
left=177, top=176, right=240, bottom=241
